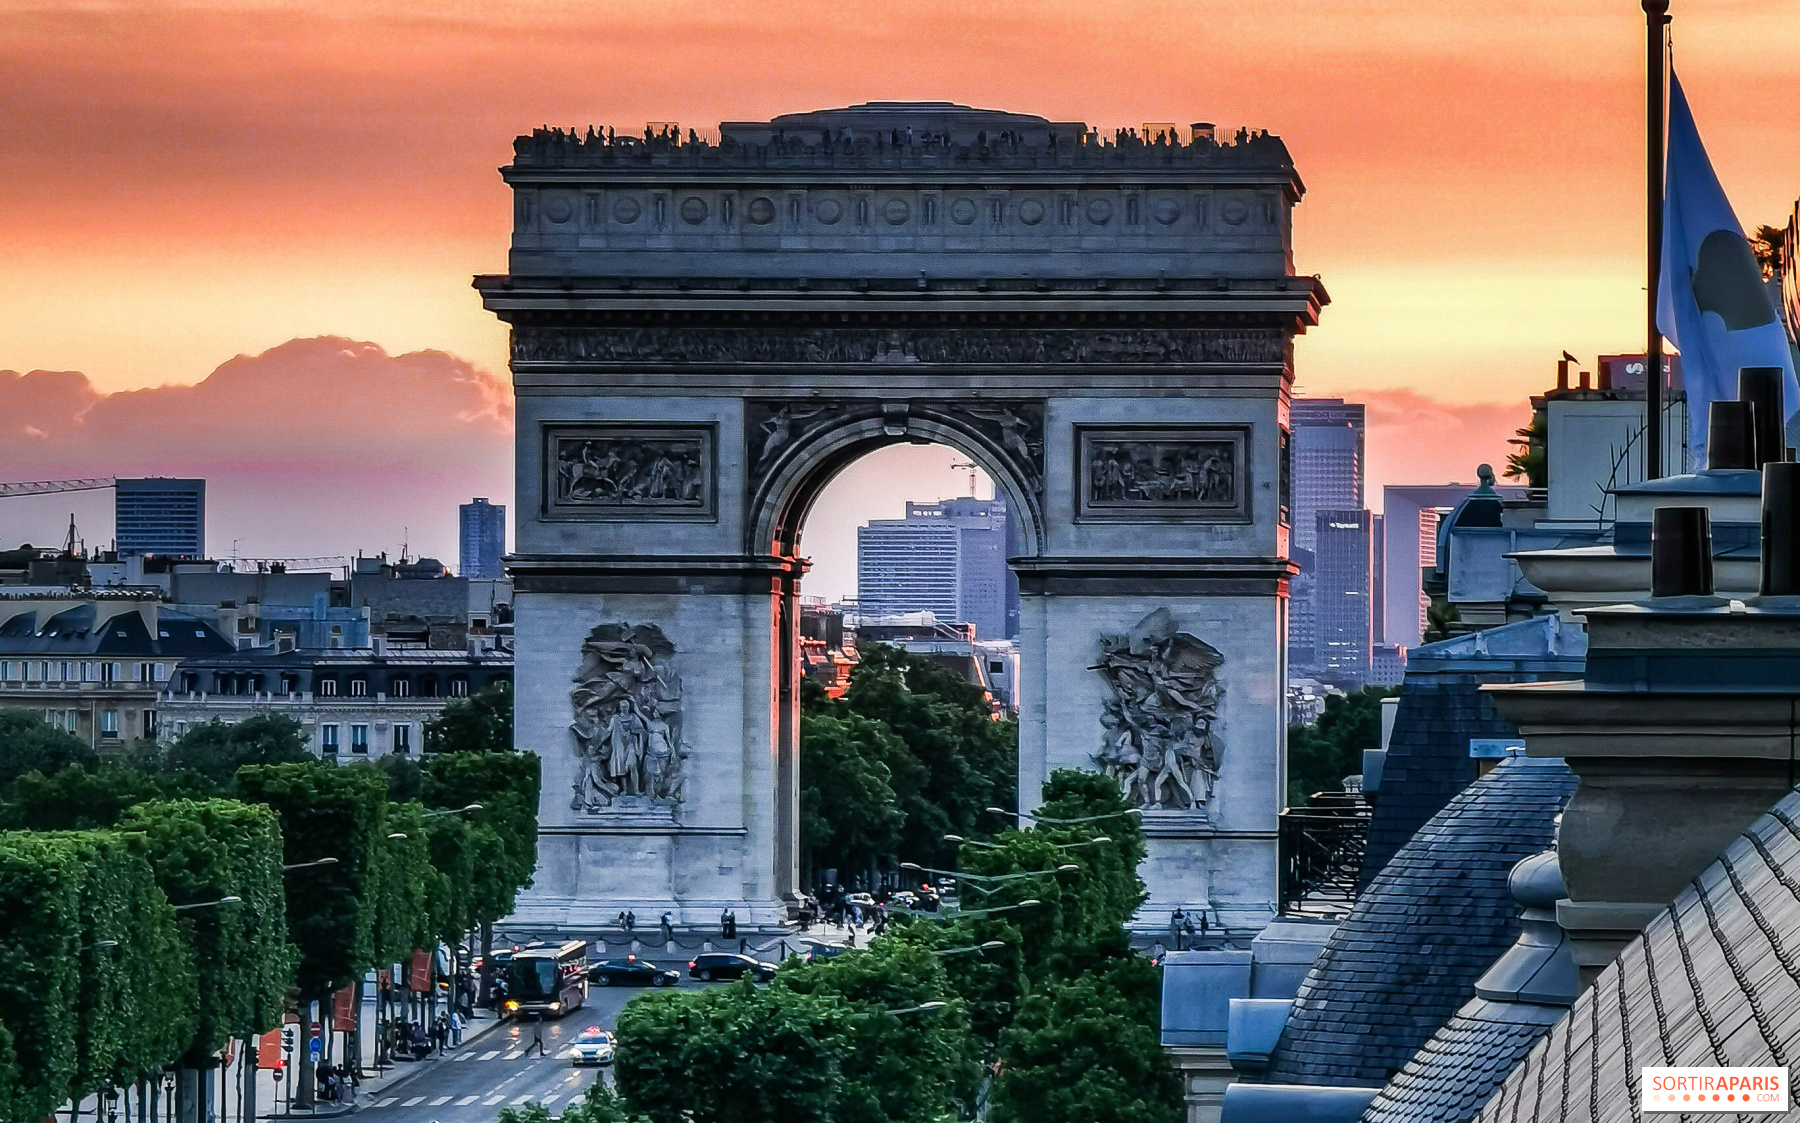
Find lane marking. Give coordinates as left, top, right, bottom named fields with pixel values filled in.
left=540, top=1095, right=561, bottom=1105
left=454, top=1051, right=477, bottom=1062
left=371, top=1097, right=396, bottom=1107
left=456, top=1096, right=479, bottom=1106
left=505, top=1050, right=525, bottom=1060
left=484, top=1095, right=506, bottom=1106
left=401, top=1097, right=424, bottom=1107
left=430, top=1096, right=452, bottom=1106
left=510, top=1095, right=534, bottom=1105
left=480, top=1049, right=501, bottom=1060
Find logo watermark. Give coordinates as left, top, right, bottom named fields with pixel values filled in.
left=1642, top=1067, right=1788, bottom=1113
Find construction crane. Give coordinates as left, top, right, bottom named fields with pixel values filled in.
left=949, top=460, right=979, bottom=498
left=0, top=477, right=116, bottom=498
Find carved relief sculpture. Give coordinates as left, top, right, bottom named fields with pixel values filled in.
left=1091, top=608, right=1223, bottom=811
left=570, top=622, right=687, bottom=811
left=1077, top=426, right=1248, bottom=522
left=545, top=425, right=714, bottom=519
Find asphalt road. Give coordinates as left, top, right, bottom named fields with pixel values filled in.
left=355, top=976, right=707, bottom=1123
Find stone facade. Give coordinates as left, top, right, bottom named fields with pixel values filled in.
left=480, top=103, right=1326, bottom=929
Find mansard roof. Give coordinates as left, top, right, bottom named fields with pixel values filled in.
left=1474, top=786, right=1800, bottom=1121
left=1262, top=753, right=1576, bottom=1087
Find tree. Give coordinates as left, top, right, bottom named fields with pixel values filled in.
left=799, top=713, right=907, bottom=882
left=0, top=709, right=96, bottom=788
left=158, top=715, right=311, bottom=786
left=423, top=679, right=513, bottom=754
left=1752, top=223, right=1787, bottom=280
left=372, top=801, right=441, bottom=965
left=832, top=643, right=1018, bottom=868
left=988, top=956, right=1181, bottom=1123
left=613, top=982, right=854, bottom=1123
left=775, top=941, right=982, bottom=1122
left=421, top=750, right=539, bottom=923
left=1504, top=406, right=1546, bottom=489
left=116, top=800, right=291, bottom=1062
left=0, top=833, right=94, bottom=1121
left=0, top=763, right=179, bottom=831
left=1286, top=686, right=1394, bottom=806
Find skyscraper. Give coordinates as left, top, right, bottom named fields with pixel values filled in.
left=114, top=478, right=205, bottom=557
left=1289, top=399, right=1365, bottom=554
left=856, top=496, right=1017, bottom=640
left=1313, top=509, right=1372, bottom=682
left=459, top=498, right=507, bottom=578
left=1288, top=400, right=1366, bottom=677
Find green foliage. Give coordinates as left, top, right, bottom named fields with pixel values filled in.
left=1286, top=686, right=1394, bottom=806
left=613, top=982, right=854, bottom=1123
left=422, top=814, right=477, bottom=943
left=421, top=750, right=539, bottom=925
left=1505, top=406, right=1546, bottom=490
left=988, top=956, right=1181, bottom=1123
left=423, top=679, right=513, bottom=754
left=0, top=709, right=96, bottom=788
left=0, top=833, right=91, bottom=1119
left=365, top=752, right=424, bottom=801
left=775, top=940, right=982, bottom=1121
left=116, top=799, right=291, bottom=1060
left=799, top=713, right=908, bottom=879
left=0, top=763, right=183, bottom=831
left=234, top=763, right=387, bottom=997
left=157, top=714, right=312, bottom=786
left=0, top=1021, right=20, bottom=1123
left=371, top=801, right=440, bottom=962
left=801, top=643, right=1018, bottom=875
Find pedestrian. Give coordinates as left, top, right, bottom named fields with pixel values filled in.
left=873, top=907, right=887, bottom=936
left=1170, top=908, right=1185, bottom=952
left=1183, top=915, right=1197, bottom=944
left=526, top=1019, right=547, bottom=1057
left=739, top=937, right=747, bottom=953
left=660, top=911, right=674, bottom=944
left=623, top=909, right=636, bottom=934
left=434, top=1013, right=449, bottom=1054
left=1199, top=912, right=1210, bottom=938
left=615, top=910, right=627, bottom=931
left=450, top=1009, right=464, bottom=1047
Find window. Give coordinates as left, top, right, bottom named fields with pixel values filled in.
left=61, top=662, right=74, bottom=683
left=318, top=678, right=338, bottom=698
left=37, top=662, right=50, bottom=682
left=418, top=676, right=438, bottom=699
left=351, top=724, right=369, bottom=754
left=449, top=677, right=470, bottom=698
left=0, top=661, right=14, bottom=682
left=393, top=724, right=412, bottom=755
left=82, top=662, right=97, bottom=682
left=989, top=660, right=1006, bottom=674
left=66, top=709, right=79, bottom=730
left=349, top=677, right=368, bottom=698
left=99, top=710, right=119, bottom=737
left=180, top=672, right=199, bottom=693
left=321, top=725, right=340, bottom=754
left=152, top=662, right=165, bottom=682
left=142, top=710, right=157, bottom=738
left=278, top=674, right=297, bottom=696
left=391, top=678, right=411, bottom=698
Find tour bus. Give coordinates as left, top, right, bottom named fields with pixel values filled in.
left=503, top=940, right=589, bottom=1019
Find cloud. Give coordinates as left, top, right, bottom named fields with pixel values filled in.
left=1360, top=389, right=1532, bottom=504
left=0, top=338, right=512, bottom=562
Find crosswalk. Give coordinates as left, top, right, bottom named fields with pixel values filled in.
left=364, top=1067, right=596, bottom=1110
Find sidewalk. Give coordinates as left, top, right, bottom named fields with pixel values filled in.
left=280, top=1010, right=509, bottom=1118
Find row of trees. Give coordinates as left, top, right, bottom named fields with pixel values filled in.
left=0, top=683, right=538, bottom=1123
left=1286, top=686, right=1393, bottom=806
left=800, top=644, right=1018, bottom=880
left=518, top=769, right=1181, bottom=1123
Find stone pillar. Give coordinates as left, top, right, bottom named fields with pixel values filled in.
left=773, top=570, right=802, bottom=904
left=1165, top=1046, right=1236, bottom=1123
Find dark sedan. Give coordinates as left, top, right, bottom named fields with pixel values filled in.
left=588, top=956, right=680, bottom=988
left=687, top=952, right=776, bottom=982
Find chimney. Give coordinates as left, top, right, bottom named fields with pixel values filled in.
left=1577, top=370, right=1590, bottom=390
left=1705, top=400, right=1756, bottom=471
left=1739, top=366, right=1786, bottom=468
left=1649, top=506, right=1712, bottom=597
left=1556, top=358, right=1570, bottom=392
left=1486, top=491, right=1800, bottom=982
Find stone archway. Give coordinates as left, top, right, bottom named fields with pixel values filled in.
left=482, top=102, right=1324, bottom=931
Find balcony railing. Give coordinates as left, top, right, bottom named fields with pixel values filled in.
left=1278, top=792, right=1371, bottom=917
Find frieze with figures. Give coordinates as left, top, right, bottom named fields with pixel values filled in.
left=1092, top=608, right=1222, bottom=813
left=1077, top=425, right=1249, bottom=523
left=513, top=327, right=1287, bottom=367
left=570, top=622, right=686, bottom=813
left=544, top=424, right=715, bottom=520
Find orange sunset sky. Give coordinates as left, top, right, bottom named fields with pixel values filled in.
left=1, top=0, right=1797, bottom=579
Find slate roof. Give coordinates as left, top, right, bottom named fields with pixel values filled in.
left=1363, top=1000, right=1564, bottom=1123
left=0, top=605, right=232, bottom=658
left=1261, top=753, right=1577, bottom=1087
left=1360, top=616, right=1585, bottom=891
left=1474, top=787, right=1800, bottom=1122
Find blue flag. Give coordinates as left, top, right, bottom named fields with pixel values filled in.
left=1656, top=70, right=1798, bottom=466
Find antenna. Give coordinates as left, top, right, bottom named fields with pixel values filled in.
left=64, top=514, right=80, bottom=557
left=950, top=460, right=978, bottom=498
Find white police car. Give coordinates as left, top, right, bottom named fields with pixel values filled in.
left=567, top=1026, right=614, bottom=1066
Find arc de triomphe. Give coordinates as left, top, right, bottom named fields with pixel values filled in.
left=478, top=102, right=1326, bottom=931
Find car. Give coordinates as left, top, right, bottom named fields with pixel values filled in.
left=567, top=1026, right=614, bottom=1067
left=800, top=942, right=848, bottom=965
left=687, top=952, right=777, bottom=982
left=588, top=956, right=680, bottom=988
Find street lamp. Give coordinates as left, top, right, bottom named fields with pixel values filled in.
left=933, top=941, right=1006, bottom=957
left=900, top=862, right=1077, bottom=883
left=283, top=857, right=339, bottom=872
left=903, top=900, right=1042, bottom=921
left=422, top=803, right=483, bottom=819
left=984, top=806, right=1141, bottom=826
left=855, top=1000, right=949, bottom=1019
left=174, top=896, right=242, bottom=911
left=387, top=832, right=408, bottom=840
left=946, top=834, right=1108, bottom=851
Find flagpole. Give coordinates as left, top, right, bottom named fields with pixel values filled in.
left=1644, top=0, right=1670, bottom=478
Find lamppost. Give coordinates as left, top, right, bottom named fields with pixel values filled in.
left=933, top=941, right=1006, bottom=957
left=945, top=834, right=1112, bottom=850
left=173, top=896, right=242, bottom=912
left=984, top=806, right=1142, bottom=827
